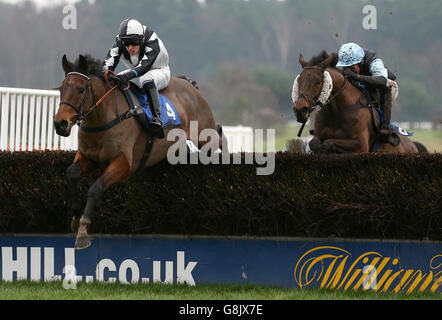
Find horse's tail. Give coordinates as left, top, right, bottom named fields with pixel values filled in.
left=413, top=141, right=429, bottom=153
left=177, top=75, right=200, bottom=90
left=216, top=124, right=229, bottom=153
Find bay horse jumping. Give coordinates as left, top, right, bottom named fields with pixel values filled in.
left=54, top=54, right=223, bottom=249
left=292, top=51, right=423, bottom=154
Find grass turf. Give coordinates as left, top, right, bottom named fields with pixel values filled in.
left=0, top=280, right=439, bottom=300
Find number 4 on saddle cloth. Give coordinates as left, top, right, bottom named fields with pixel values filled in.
left=124, top=84, right=181, bottom=131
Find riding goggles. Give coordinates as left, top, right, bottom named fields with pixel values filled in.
left=122, top=39, right=140, bottom=47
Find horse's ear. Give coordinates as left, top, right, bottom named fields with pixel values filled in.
left=318, top=54, right=335, bottom=70
left=78, top=54, right=88, bottom=75
left=299, top=54, right=308, bottom=68
left=62, top=54, right=73, bottom=74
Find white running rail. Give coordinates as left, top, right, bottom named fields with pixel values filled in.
left=0, top=87, right=77, bottom=151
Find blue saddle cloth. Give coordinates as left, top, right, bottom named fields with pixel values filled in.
left=129, top=86, right=181, bottom=128
left=374, top=106, right=413, bottom=136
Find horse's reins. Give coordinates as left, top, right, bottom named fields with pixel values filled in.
left=297, top=66, right=348, bottom=137
left=58, top=70, right=131, bottom=131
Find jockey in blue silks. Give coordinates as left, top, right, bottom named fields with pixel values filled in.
left=336, top=42, right=399, bottom=140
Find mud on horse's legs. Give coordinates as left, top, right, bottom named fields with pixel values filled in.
left=74, top=152, right=131, bottom=250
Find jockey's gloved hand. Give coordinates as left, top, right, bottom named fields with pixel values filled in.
left=105, top=72, right=118, bottom=86
left=116, top=71, right=136, bottom=89
left=343, top=69, right=358, bottom=80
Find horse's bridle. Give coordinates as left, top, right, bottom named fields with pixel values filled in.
left=59, top=72, right=98, bottom=126
left=298, top=66, right=326, bottom=114
left=296, top=65, right=349, bottom=137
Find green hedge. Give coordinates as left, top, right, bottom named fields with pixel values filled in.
left=0, top=151, right=440, bottom=240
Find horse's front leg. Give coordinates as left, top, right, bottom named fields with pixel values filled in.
left=75, top=152, right=131, bottom=250
left=66, top=151, right=94, bottom=233
left=322, top=138, right=366, bottom=153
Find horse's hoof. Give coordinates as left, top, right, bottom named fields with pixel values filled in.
left=74, top=235, right=91, bottom=250
left=71, top=217, right=80, bottom=233
left=322, top=140, right=334, bottom=151
left=309, top=138, right=322, bottom=152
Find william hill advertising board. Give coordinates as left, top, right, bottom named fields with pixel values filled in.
left=0, top=235, right=440, bottom=294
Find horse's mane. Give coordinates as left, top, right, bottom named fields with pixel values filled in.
left=73, top=54, right=105, bottom=81
left=307, top=50, right=339, bottom=68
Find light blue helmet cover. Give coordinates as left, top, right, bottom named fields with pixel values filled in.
left=336, top=43, right=365, bottom=67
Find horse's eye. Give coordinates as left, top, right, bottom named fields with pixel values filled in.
left=316, top=80, right=323, bottom=85
left=78, top=87, right=85, bottom=94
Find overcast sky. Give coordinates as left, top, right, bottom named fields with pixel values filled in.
left=0, top=0, right=94, bottom=9
left=0, top=0, right=209, bottom=8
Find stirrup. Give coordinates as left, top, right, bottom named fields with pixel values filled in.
left=151, top=118, right=163, bottom=127
left=150, top=121, right=165, bottom=139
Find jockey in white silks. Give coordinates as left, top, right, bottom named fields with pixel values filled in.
left=103, top=18, right=170, bottom=139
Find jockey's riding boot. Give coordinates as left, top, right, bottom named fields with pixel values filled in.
left=380, top=88, right=399, bottom=146
left=143, top=81, right=165, bottom=139
left=380, top=88, right=392, bottom=135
